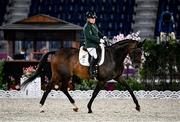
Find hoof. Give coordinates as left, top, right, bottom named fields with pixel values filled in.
left=136, top=106, right=140, bottom=112
left=73, top=108, right=78, bottom=112
left=88, top=110, right=92, bottom=113
left=40, top=110, right=45, bottom=113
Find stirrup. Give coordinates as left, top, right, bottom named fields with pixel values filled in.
left=90, top=71, right=97, bottom=77
left=90, top=70, right=97, bottom=79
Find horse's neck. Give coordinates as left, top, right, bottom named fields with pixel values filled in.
left=115, top=45, right=129, bottom=62
left=110, top=39, right=136, bottom=60
left=106, top=44, right=129, bottom=66
left=110, top=39, right=133, bottom=49
left=110, top=40, right=130, bottom=56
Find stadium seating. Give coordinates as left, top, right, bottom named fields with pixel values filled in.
left=29, top=0, right=136, bottom=37
left=0, top=0, right=179, bottom=38
left=0, top=0, right=9, bottom=25
left=155, top=0, right=180, bottom=37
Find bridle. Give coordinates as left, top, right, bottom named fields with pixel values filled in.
left=129, top=42, right=142, bottom=67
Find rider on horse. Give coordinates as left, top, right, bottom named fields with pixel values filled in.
left=83, top=11, right=106, bottom=78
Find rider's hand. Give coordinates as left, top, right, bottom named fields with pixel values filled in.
left=103, top=36, right=107, bottom=40
left=100, top=38, right=105, bottom=43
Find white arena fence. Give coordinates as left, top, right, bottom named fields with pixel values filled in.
left=0, top=77, right=179, bottom=99
left=0, top=90, right=180, bottom=99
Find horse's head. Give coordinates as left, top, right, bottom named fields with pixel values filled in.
left=110, top=38, right=143, bottom=69
left=128, top=40, right=143, bottom=69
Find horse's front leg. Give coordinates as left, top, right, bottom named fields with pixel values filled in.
left=115, top=77, right=140, bottom=111
left=87, top=81, right=104, bottom=113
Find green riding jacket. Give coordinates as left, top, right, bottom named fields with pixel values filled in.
left=83, top=22, right=104, bottom=48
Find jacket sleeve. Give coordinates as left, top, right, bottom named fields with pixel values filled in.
left=158, top=13, right=163, bottom=33
left=84, top=26, right=100, bottom=43
left=95, top=24, right=104, bottom=38
left=171, top=14, right=175, bottom=30
left=98, top=31, right=104, bottom=38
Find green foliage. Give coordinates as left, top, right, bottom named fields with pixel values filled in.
left=140, top=39, right=180, bottom=82
left=141, top=80, right=180, bottom=91
left=116, top=78, right=144, bottom=91
left=0, top=61, right=5, bottom=90
left=75, top=79, right=97, bottom=90
left=74, top=77, right=180, bottom=91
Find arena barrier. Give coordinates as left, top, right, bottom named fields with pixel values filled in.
left=0, top=90, right=180, bottom=99
left=1, top=77, right=180, bottom=99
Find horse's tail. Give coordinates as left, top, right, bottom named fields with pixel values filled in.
left=21, top=51, right=56, bottom=90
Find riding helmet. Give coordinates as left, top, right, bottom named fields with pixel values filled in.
left=86, top=11, right=97, bottom=19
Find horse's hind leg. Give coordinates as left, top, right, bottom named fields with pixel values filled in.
left=61, top=81, right=78, bottom=112
left=115, top=77, right=140, bottom=111
left=39, top=81, right=53, bottom=112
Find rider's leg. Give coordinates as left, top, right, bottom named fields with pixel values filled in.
left=170, top=32, right=176, bottom=39
left=89, top=56, right=98, bottom=77
left=160, top=32, right=165, bottom=42
left=87, top=48, right=98, bottom=78
left=160, top=32, right=163, bottom=42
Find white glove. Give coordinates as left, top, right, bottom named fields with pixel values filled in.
left=100, top=39, right=105, bottom=43
left=103, top=36, right=107, bottom=40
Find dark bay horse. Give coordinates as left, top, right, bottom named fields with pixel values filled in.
left=21, top=39, right=143, bottom=113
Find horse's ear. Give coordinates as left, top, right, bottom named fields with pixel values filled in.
left=137, top=39, right=146, bottom=48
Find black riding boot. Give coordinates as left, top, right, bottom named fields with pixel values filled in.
left=89, top=56, right=98, bottom=79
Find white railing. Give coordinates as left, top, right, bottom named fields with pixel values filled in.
left=0, top=90, right=180, bottom=99
left=0, top=77, right=179, bottom=99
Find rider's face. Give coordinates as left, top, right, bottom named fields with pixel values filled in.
left=88, top=18, right=96, bottom=24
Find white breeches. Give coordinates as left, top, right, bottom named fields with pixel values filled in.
left=87, top=48, right=97, bottom=59
left=160, top=32, right=176, bottom=42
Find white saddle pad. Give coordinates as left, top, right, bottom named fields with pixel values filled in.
left=79, top=44, right=105, bottom=66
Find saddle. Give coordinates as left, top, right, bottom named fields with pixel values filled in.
left=79, top=44, right=105, bottom=66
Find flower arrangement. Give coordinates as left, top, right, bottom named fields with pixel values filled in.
left=22, top=66, right=37, bottom=77
left=9, top=75, right=20, bottom=90
left=112, top=31, right=141, bottom=44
